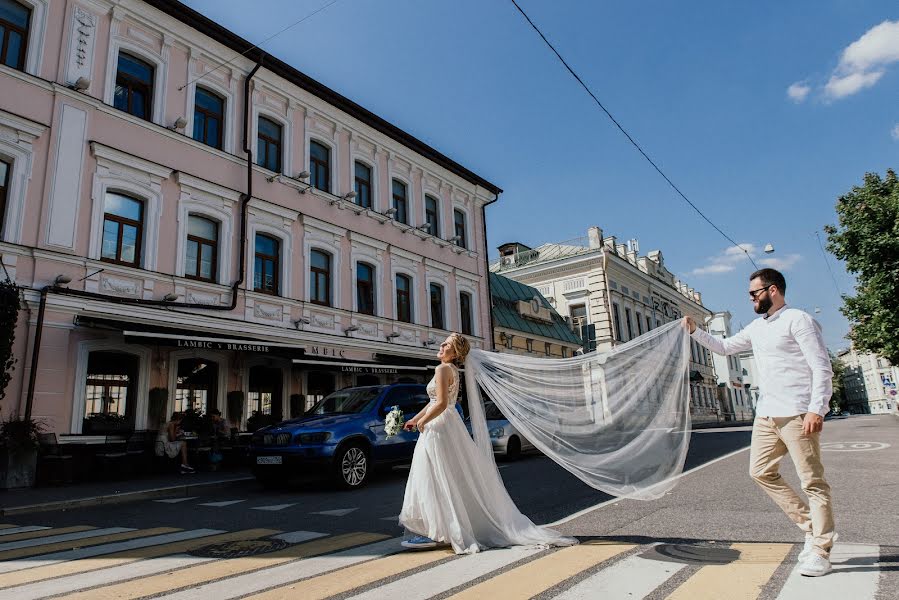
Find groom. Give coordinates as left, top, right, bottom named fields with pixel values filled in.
left=684, top=268, right=836, bottom=577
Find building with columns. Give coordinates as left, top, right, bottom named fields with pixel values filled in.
left=0, top=0, right=500, bottom=437
left=491, top=226, right=719, bottom=421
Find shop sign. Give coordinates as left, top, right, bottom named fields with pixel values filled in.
left=340, top=365, right=399, bottom=374
left=305, top=345, right=377, bottom=362
left=175, top=339, right=272, bottom=352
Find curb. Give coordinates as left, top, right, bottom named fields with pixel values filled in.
left=0, top=476, right=254, bottom=517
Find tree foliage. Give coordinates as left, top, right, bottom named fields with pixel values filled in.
left=0, top=279, right=20, bottom=403
left=829, top=355, right=846, bottom=413
left=825, top=169, right=899, bottom=365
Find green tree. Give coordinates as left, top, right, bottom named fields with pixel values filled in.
left=825, top=169, right=899, bottom=365
left=829, top=355, right=846, bottom=413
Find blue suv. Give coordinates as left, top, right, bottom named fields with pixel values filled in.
left=250, top=383, right=447, bottom=489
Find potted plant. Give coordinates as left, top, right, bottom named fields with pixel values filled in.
left=82, top=412, right=132, bottom=435
left=246, top=410, right=279, bottom=433
left=227, top=391, right=244, bottom=429
left=179, top=407, right=213, bottom=437
left=147, top=387, right=168, bottom=431
left=0, top=413, right=44, bottom=489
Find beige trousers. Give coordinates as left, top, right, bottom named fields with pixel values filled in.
left=749, top=415, right=835, bottom=558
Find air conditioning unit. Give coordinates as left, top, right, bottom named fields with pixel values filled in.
left=500, top=256, right=514, bottom=266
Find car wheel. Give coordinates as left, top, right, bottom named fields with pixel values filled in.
left=506, top=436, right=521, bottom=461
left=334, top=443, right=369, bottom=489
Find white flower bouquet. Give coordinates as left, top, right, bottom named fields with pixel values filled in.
left=384, top=405, right=405, bottom=437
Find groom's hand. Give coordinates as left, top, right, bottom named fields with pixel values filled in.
left=802, top=412, right=823, bottom=435
left=683, top=316, right=696, bottom=334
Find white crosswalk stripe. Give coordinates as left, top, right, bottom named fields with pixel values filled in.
left=0, top=527, right=132, bottom=551
left=552, top=547, right=687, bottom=599
left=199, top=500, right=247, bottom=507
left=153, top=497, right=197, bottom=504
left=0, top=526, right=49, bottom=537
left=0, top=528, right=222, bottom=574
left=776, top=543, right=881, bottom=600
left=272, top=530, right=328, bottom=544
left=251, top=503, right=296, bottom=511
left=311, top=508, right=358, bottom=517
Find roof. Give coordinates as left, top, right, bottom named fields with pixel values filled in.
left=143, top=0, right=502, bottom=196
left=489, top=273, right=582, bottom=345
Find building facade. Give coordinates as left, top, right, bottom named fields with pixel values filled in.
left=837, top=347, right=898, bottom=415
left=0, top=0, right=500, bottom=435
left=489, top=272, right=582, bottom=358
left=706, top=311, right=752, bottom=420
left=492, top=226, right=719, bottom=420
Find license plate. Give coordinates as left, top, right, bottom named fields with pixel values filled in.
left=256, top=456, right=282, bottom=465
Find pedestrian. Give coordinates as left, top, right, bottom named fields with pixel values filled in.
left=684, top=268, right=836, bottom=577
left=155, top=411, right=195, bottom=474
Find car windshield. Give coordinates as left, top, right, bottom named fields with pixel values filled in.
left=308, top=387, right=384, bottom=415
left=484, top=401, right=505, bottom=420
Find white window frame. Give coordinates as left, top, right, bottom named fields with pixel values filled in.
left=174, top=173, right=238, bottom=285
left=353, top=259, right=379, bottom=316
left=456, top=283, right=479, bottom=336
left=452, top=204, right=471, bottom=248
left=390, top=174, right=412, bottom=224
left=303, top=220, right=343, bottom=307
left=11, top=0, right=48, bottom=77
left=427, top=280, right=448, bottom=331
left=104, top=40, right=168, bottom=126
left=422, top=190, right=440, bottom=235
left=351, top=156, right=377, bottom=209
left=253, top=107, right=291, bottom=175
left=393, top=268, right=417, bottom=324
left=186, top=78, right=235, bottom=153
left=0, top=110, right=44, bottom=243
left=248, top=225, right=290, bottom=297
left=307, top=136, right=336, bottom=194
left=71, top=340, right=151, bottom=433
left=167, top=349, right=229, bottom=417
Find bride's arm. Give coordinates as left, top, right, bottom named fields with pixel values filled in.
left=416, top=364, right=451, bottom=431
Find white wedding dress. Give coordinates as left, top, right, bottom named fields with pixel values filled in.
left=398, top=364, right=577, bottom=554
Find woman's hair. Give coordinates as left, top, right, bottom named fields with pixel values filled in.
left=170, top=411, right=182, bottom=421
left=448, top=332, right=471, bottom=366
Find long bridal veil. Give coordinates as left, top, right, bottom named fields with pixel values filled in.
left=464, top=320, right=692, bottom=501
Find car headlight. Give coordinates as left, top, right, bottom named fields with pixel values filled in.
left=296, top=432, right=331, bottom=445
left=489, top=427, right=504, bottom=438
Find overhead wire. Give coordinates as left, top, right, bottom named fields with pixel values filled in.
left=508, top=0, right=759, bottom=269
left=178, top=0, right=341, bottom=91
left=815, top=230, right=844, bottom=299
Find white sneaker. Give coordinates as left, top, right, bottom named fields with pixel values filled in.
left=798, top=532, right=838, bottom=562
left=799, top=553, right=832, bottom=577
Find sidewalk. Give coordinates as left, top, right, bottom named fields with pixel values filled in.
left=0, top=467, right=253, bottom=516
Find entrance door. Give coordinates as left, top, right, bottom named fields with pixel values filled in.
left=248, top=366, right=283, bottom=422
left=175, top=358, right=218, bottom=414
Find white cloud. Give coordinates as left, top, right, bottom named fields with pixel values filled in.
left=690, top=244, right=802, bottom=276
left=824, top=20, right=899, bottom=100
left=787, top=82, right=811, bottom=103
left=759, top=253, right=802, bottom=271
left=891, top=123, right=899, bottom=140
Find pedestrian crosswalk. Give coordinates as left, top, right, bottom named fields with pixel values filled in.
left=0, top=521, right=890, bottom=599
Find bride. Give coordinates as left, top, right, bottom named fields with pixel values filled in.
left=398, top=332, right=577, bottom=554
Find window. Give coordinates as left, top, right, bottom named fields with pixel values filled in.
left=570, top=304, right=587, bottom=333
left=545, top=342, right=551, bottom=357
left=174, top=358, right=218, bottom=414
left=562, top=347, right=569, bottom=358
left=396, top=274, right=412, bottom=323
left=504, top=333, right=513, bottom=349
left=612, top=303, right=622, bottom=341
left=356, top=262, right=375, bottom=315
left=459, top=292, right=473, bottom=335
left=257, top=117, right=282, bottom=172
left=84, top=352, right=138, bottom=425
left=114, top=53, right=154, bottom=121
left=526, top=339, right=534, bottom=353
left=0, top=0, right=29, bottom=71
left=0, top=159, right=8, bottom=236
left=453, top=209, right=467, bottom=248
left=354, top=161, right=372, bottom=209
left=101, top=192, right=143, bottom=266
left=646, top=315, right=653, bottom=332
left=193, top=87, right=224, bottom=149
left=254, top=234, right=279, bottom=295
left=636, top=312, right=644, bottom=336
left=185, top=215, right=217, bottom=282
left=392, top=179, right=408, bottom=224
left=310, top=249, right=331, bottom=306
left=429, top=283, right=445, bottom=329
left=310, top=141, right=330, bottom=192
left=424, top=195, right=439, bottom=236
left=625, top=307, right=634, bottom=340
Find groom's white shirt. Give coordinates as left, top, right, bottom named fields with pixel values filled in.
left=690, top=305, right=833, bottom=417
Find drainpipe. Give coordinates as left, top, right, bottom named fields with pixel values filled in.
left=481, top=191, right=500, bottom=351
left=22, top=285, right=49, bottom=421
left=236, top=58, right=264, bottom=308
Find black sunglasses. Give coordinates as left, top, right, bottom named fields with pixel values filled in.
left=748, top=285, right=773, bottom=300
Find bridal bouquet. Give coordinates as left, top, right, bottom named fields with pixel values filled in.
left=384, top=405, right=405, bottom=437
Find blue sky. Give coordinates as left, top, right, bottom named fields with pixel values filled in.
left=181, top=0, right=898, bottom=350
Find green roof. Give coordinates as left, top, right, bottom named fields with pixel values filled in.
left=489, top=273, right=582, bottom=345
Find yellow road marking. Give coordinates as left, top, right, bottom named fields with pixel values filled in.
left=245, top=545, right=454, bottom=600
left=53, top=532, right=387, bottom=600
left=447, top=541, right=635, bottom=600
left=0, top=528, right=278, bottom=590
left=0, top=528, right=176, bottom=561
left=0, top=526, right=95, bottom=543
left=0, top=525, right=16, bottom=530
left=666, top=543, right=793, bottom=600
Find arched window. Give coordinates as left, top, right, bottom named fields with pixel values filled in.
left=0, top=0, right=30, bottom=71
left=84, top=351, right=139, bottom=430
left=257, top=116, right=282, bottom=172
left=392, top=179, right=408, bottom=224
left=429, top=283, right=445, bottom=330
left=185, top=215, right=218, bottom=282
left=310, top=141, right=330, bottom=192
left=354, top=161, right=372, bottom=209
left=254, top=233, right=279, bottom=295
left=114, top=52, right=154, bottom=121
left=0, top=159, right=9, bottom=238
left=396, top=274, right=412, bottom=323
left=356, top=262, right=375, bottom=315
left=453, top=209, right=467, bottom=248
left=424, top=195, right=439, bottom=236
left=193, top=87, right=224, bottom=149
left=459, top=291, right=473, bottom=335
left=310, top=249, right=331, bottom=306
left=101, top=192, right=143, bottom=266
left=175, top=358, right=218, bottom=414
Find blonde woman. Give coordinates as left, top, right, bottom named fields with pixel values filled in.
left=399, top=333, right=575, bottom=554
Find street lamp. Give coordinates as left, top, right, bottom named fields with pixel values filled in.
left=763, top=243, right=775, bottom=254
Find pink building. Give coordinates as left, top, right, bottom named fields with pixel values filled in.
left=0, top=0, right=500, bottom=436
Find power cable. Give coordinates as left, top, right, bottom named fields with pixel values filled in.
left=178, top=0, right=341, bottom=91
left=815, top=230, right=844, bottom=298
left=508, top=0, right=758, bottom=269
